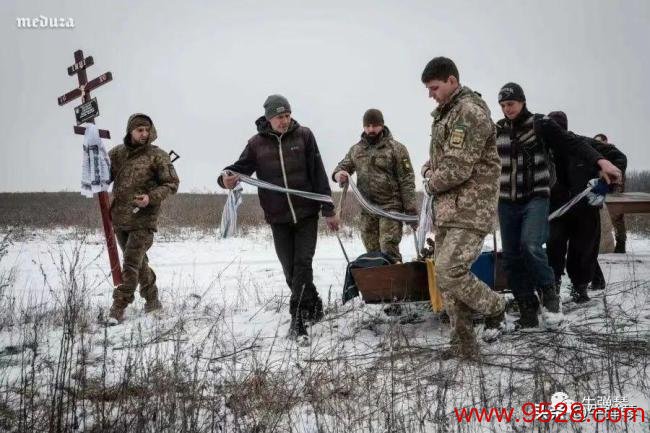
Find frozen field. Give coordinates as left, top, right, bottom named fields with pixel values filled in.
left=0, top=228, right=649, bottom=432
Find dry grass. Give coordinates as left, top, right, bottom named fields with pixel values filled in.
left=0, top=232, right=649, bottom=432
left=2, top=170, right=649, bottom=234
left=0, top=191, right=367, bottom=233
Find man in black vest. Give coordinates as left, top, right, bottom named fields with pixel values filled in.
left=218, top=95, right=340, bottom=338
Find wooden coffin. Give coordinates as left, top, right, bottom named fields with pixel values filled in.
left=351, top=261, right=430, bottom=303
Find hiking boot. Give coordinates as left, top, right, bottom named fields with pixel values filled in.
left=538, top=284, right=560, bottom=313
left=515, top=297, right=539, bottom=329
left=614, top=240, right=626, bottom=254
left=482, top=310, right=506, bottom=342
left=288, top=314, right=307, bottom=338
left=570, top=283, right=590, bottom=303
left=144, top=298, right=163, bottom=314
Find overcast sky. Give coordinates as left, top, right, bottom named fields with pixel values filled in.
left=1, top=0, right=648, bottom=193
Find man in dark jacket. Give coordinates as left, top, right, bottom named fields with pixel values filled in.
left=218, top=95, right=339, bottom=338
left=546, top=112, right=627, bottom=302
left=108, top=113, right=180, bottom=323
left=595, top=133, right=628, bottom=253
left=496, top=83, right=622, bottom=329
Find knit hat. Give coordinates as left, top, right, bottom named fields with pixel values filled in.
left=548, top=111, right=568, bottom=131
left=363, top=108, right=384, bottom=126
left=594, top=133, right=608, bottom=142
left=264, top=94, right=291, bottom=120
left=498, top=82, right=526, bottom=103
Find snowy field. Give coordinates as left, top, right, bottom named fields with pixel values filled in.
left=0, top=227, right=649, bottom=432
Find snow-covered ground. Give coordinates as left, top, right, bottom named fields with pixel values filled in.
left=1, top=227, right=649, bottom=432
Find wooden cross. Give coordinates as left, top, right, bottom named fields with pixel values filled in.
left=57, top=49, right=122, bottom=287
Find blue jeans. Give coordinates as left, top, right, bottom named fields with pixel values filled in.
left=498, top=196, right=556, bottom=300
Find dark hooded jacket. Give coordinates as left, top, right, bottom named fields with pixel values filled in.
left=109, top=113, right=180, bottom=231
left=551, top=135, right=627, bottom=212
left=218, top=117, right=335, bottom=224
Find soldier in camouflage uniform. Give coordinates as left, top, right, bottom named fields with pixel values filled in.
left=332, top=109, right=417, bottom=262
left=419, top=57, right=506, bottom=357
left=108, top=114, right=180, bottom=322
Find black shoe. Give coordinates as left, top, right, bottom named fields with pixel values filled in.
left=514, top=297, right=539, bottom=329
left=589, top=281, right=605, bottom=291
left=288, top=315, right=307, bottom=338
left=614, top=241, right=626, bottom=254
left=570, top=284, right=590, bottom=303
left=303, top=298, right=324, bottom=324
left=538, top=284, right=560, bottom=313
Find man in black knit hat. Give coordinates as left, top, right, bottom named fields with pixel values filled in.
left=496, top=83, right=622, bottom=328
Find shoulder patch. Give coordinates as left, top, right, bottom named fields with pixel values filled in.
left=450, top=125, right=466, bottom=148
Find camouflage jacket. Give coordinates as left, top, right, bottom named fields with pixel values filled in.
left=332, top=127, right=417, bottom=213
left=422, top=86, right=501, bottom=233
left=109, top=114, right=179, bottom=231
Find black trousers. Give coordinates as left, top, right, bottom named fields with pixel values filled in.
left=547, top=204, right=601, bottom=286
left=270, top=215, right=321, bottom=317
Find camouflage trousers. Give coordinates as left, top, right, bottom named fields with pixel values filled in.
left=113, top=229, right=158, bottom=309
left=434, top=226, right=505, bottom=345
left=360, top=213, right=403, bottom=262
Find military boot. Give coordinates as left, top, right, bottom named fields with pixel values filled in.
left=108, top=304, right=125, bottom=324
left=288, top=313, right=307, bottom=339
left=538, top=284, right=560, bottom=313
left=482, top=309, right=506, bottom=343
left=303, top=296, right=324, bottom=324
left=614, top=240, right=626, bottom=254
left=570, top=283, right=590, bottom=304
left=144, top=298, right=163, bottom=314
left=107, top=287, right=132, bottom=325
left=440, top=336, right=480, bottom=361
left=515, top=296, right=539, bottom=329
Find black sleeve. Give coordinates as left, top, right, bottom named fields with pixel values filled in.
left=217, top=141, right=257, bottom=188
left=304, top=129, right=335, bottom=217
left=592, top=140, right=627, bottom=172
left=537, top=117, right=603, bottom=168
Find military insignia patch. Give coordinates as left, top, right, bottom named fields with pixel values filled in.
left=402, top=158, right=411, bottom=170
left=450, top=126, right=466, bottom=148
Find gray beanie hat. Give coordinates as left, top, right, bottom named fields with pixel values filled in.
left=264, top=94, right=291, bottom=120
